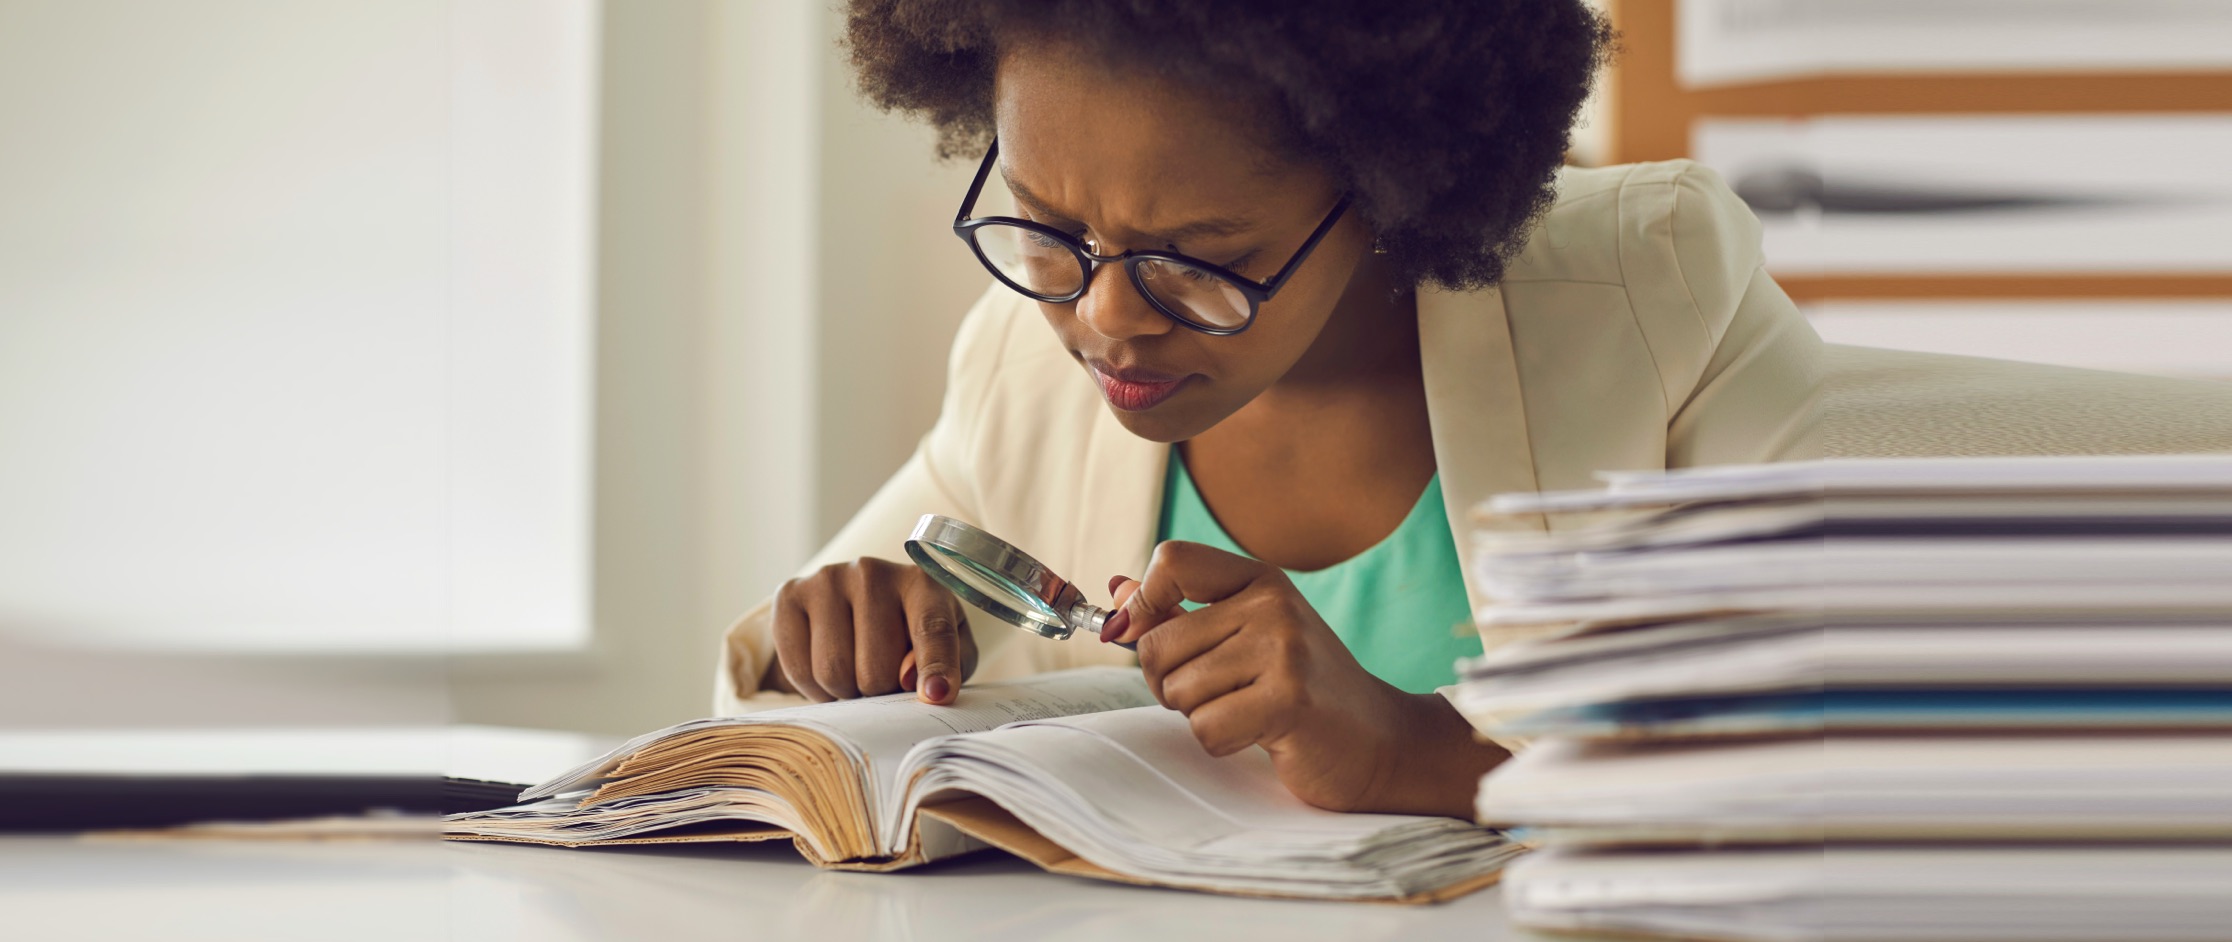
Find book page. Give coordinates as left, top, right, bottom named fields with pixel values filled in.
left=897, top=706, right=1516, bottom=897
left=782, top=668, right=1154, bottom=771
left=506, top=669, right=1152, bottom=859
left=989, top=707, right=1423, bottom=840
left=521, top=667, right=1152, bottom=804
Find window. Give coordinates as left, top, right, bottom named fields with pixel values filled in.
left=0, top=0, right=600, bottom=652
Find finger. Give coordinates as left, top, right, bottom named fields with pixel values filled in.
left=805, top=589, right=860, bottom=700
left=1181, top=685, right=1294, bottom=758
left=773, top=586, right=828, bottom=702
left=1112, top=541, right=1279, bottom=644
left=1156, top=635, right=1259, bottom=714
left=851, top=571, right=908, bottom=697
left=898, top=650, right=918, bottom=692
left=902, top=577, right=965, bottom=705
left=1135, top=606, right=1249, bottom=706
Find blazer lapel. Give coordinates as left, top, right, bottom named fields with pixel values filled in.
left=1417, top=284, right=1547, bottom=615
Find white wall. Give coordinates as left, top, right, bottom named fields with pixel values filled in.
left=451, top=2, right=990, bottom=733
left=811, top=38, right=999, bottom=542
left=1807, top=301, right=2232, bottom=383
left=452, top=0, right=815, bottom=734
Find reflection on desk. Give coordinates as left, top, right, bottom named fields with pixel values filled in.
left=0, top=835, right=1542, bottom=942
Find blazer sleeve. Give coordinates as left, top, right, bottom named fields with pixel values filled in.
left=1626, top=162, right=1824, bottom=467
left=713, top=287, right=1022, bottom=715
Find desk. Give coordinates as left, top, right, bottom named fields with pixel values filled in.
left=1, top=834, right=1534, bottom=942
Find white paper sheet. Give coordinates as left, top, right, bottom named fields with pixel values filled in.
left=1506, top=844, right=2232, bottom=942
left=1691, top=115, right=2232, bottom=275
left=1677, top=0, right=2232, bottom=87
left=1478, top=735, right=2232, bottom=841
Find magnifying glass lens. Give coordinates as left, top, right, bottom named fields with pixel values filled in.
left=905, top=515, right=1119, bottom=644
left=918, top=542, right=1063, bottom=625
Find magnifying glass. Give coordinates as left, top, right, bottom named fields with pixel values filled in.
left=905, top=514, right=1135, bottom=650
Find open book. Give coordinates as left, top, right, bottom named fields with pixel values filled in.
left=445, top=669, right=1516, bottom=902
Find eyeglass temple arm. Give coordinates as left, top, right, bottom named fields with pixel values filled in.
left=1259, top=194, right=1354, bottom=294
left=956, top=138, right=1003, bottom=226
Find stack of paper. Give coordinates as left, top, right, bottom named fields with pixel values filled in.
left=1453, top=455, right=2232, bottom=942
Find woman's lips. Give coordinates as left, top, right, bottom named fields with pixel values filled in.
left=1091, top=364, right=1191, bottom=412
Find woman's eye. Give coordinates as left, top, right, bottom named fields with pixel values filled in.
left=1025, top=230, right=1067, bottom=251
left=1168, top=244, right=1253, bottom=278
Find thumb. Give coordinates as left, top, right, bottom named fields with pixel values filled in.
left=1101, top=577, right=1143, bottom=645
left=1109, top=541, right=1268, bottom=644
left=1107, top=574, right=1172, bottom=645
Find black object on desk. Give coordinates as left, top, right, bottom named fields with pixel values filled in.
left=0, top=774, right=528, bottom=832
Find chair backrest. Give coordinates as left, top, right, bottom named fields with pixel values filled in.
left=1822, top=344, right=2232, bottom=458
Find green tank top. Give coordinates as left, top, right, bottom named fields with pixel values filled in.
left=1155, top=449, right=1481, bottom=694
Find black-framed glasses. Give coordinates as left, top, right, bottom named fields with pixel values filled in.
left=952, top=138, right=1351, bottom=336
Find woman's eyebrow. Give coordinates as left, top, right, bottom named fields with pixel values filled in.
left=1000, top=168, right=1259, bottom=244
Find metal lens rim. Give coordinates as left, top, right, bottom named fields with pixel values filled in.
left=902, top=517, right=1071, bottom=639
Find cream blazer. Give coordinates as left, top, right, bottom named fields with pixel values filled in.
left=716, top=159, right=1823, bottom=714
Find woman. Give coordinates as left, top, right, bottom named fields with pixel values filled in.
left=717, top=0, right=1820, bottom=819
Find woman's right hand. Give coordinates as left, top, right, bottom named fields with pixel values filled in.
left=765, top=558, right=977, bottom=705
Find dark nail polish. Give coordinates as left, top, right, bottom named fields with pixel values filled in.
left=924, top=674, right=951, bottom=703
left=1108, top=575, right=1127, bottom=595
left=1102, top=608, right=1130, bottom=643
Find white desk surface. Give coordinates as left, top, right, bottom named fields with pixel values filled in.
left=1, top=834, right=1540, bottom=942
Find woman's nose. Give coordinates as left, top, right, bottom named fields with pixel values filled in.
left=1074, top=264, right=1174, bottom=342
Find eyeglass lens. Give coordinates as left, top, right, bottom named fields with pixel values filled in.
left=970, top=223, right=1084, bottom=297
left=969, top=222, right=1252, bottom=331
left=1133, top=257, right=1251, bottom=331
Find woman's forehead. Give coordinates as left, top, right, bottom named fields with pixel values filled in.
left=992, top=46, right=1330, bottom=236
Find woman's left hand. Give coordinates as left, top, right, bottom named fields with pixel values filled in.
left=1104, top=541, right=1504, bottom=817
